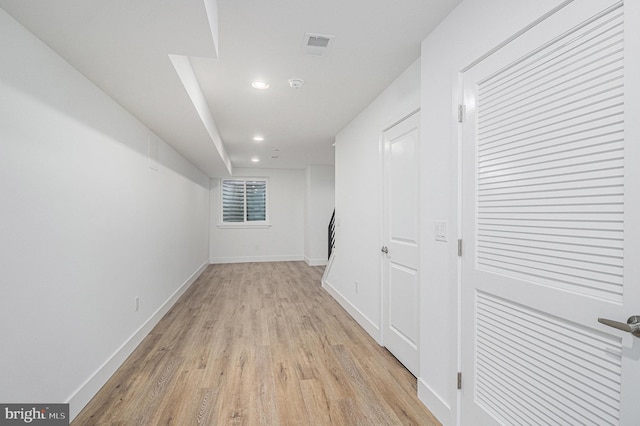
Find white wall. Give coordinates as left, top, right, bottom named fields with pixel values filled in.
left=417, top=0, right=568, bottom=424
left=304, top=165, right=335, bottom=266
left=0, top=9, right=210, bottom=420
left=209, top=168, right=305, bottom=263
left=324, top=60, right=420, bottom=341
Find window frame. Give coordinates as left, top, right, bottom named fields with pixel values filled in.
left=218, top=177, right=270, bottom=229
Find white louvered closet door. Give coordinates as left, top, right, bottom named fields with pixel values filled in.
left=460, top=1, right=640, bottom=425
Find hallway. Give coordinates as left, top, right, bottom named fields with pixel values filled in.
left=73, top=262, right=439, bottom=425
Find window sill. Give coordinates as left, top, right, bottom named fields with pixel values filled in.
left=217, top=223, right=272, bottom=229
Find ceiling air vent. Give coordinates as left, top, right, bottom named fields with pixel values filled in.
left=301, top=33, right=334, bottom=57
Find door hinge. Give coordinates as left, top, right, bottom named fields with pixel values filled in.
left=457, top=239, right=463, bottom=257
left=457, top=372, right=462, bottom=390
left=457, top=104, right=466, bottom=123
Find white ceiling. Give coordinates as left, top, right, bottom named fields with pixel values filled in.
left=0, top=0, right=461, bottom=176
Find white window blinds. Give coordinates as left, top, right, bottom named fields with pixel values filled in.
left=222, top=179, right=267, bottom=223
left=245, top=180, right=266, bottom=221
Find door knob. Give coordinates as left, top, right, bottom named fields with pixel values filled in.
left=381, top=246, right=389, bottom=254
left=598, top=316, right=640, bottom=337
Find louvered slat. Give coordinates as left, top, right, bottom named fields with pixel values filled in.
left=476, top=292, right=622, bottom=426
left=245, top=180, right=266, bottom=221
left=476, top=6, right=624, bottom=302
left=222, top=180, right=245, bottom=222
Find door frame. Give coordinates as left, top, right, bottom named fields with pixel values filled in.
left=380, top=107, right=421, bottom=365
left=454, top=3, right=576, bottom=420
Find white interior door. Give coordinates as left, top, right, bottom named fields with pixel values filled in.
left=461, top=1, right=640, bottom=424
left=382, top=111, right=420, bottom=376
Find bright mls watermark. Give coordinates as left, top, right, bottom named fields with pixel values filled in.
left=0, top=404, right=68, bottom=425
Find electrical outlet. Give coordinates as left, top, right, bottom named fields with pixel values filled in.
left=355, top=281, right=359, bottom=293
left=135, top=296, right=140, bottom=312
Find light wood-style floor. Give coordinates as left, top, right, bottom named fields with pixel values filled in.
left=73, top=261, right=440, bottom=425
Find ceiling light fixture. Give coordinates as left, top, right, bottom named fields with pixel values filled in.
left=288, top=79, right=304, bottom=89
left=253, top=135, right=264, bottom=142
left=251, top=80, right=270, bottom=90
left=251, top=157, right=260, bottom=163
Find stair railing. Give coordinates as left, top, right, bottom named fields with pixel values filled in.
left=328, top=209, right=336, bottom=259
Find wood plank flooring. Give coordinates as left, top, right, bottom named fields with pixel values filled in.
left=72, top=261, right=440, bottom=425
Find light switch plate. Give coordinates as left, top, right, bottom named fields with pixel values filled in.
left=435, top=221, right=448, bottom=242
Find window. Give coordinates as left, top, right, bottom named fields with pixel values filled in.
left=221, top=178, right=269, bottom=226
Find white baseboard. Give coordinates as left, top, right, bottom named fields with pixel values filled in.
left=418, top=376, right=452, bottom=426
left=304, top=256, right=328, bottom=266
left=66, top=260, right=209, bottom=421
left=321, top=279, right=381, bottom=344
left=322, top=251, right=335, bottom=284
left=209, top=255, right=304, bottom=264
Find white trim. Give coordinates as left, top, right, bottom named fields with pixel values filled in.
left=209, top=255, right=304, bottom=264
left=455, top=70, right=465, bottom=426
left=379, top=126, right=386, bottom=349
left=382, top=106, right=421, bottom=132
left=304, top=256, right=328, bottom=266
left=418, top=377, right=452, bottom=426
left=322, top=251, right=335, bottom=284
left=220, top=177, right=269, bottom=226
left=459, top=0, right=574, bottom=72
left=321, top=279, right=381, bottom=344
left=380, top=106, right=421, bottom=345
left=66, top=260, right=209, bottom=421
left=216, top=223, right=271, bottom=229
left=381, top=110, right=421, bottom=376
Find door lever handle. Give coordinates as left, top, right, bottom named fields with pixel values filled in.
left=381, top=246, right=389, bottom=254
left=598, top=316, right=640, bottom=337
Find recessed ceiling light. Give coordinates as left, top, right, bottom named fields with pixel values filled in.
left=288, top=79, right=304, bottom=89
left=251, top=80, right=270, bottom=90
left=251, top=157, right=260, bottom=163
left=253, top=135, right=264, bottom=142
